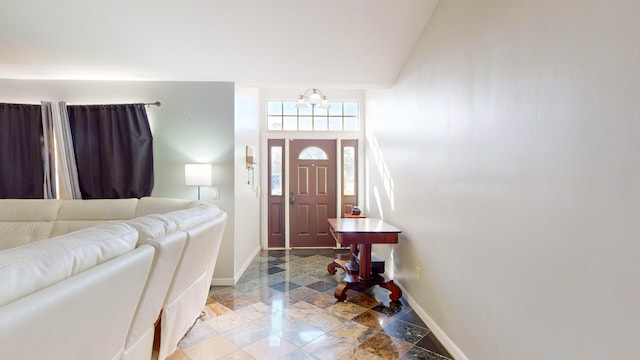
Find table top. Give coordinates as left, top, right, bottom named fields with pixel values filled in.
left=328, top=218, right=402, bottom=234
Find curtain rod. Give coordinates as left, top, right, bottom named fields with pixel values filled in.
left=40, top=101, right=162, bottom=107
left=11, top=101, right=163, bottom=106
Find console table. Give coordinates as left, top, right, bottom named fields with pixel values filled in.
left=327, top=218, right=403, bottom=302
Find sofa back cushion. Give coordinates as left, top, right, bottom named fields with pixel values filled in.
left=125, top=215, right=188, bottom=349
left=135, top=197, right=196, bottom=217
left=51, top=198, right=139, bottom=236
left=158, top=203, right=221, bottom=230
left=126, top=214, right=172, bottom=247
left=0, top=222, right=139, bottom=307
left=0, top=199, right=63, bottom=250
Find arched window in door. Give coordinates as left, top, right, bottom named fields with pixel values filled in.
left=298, top=146, right=328, bottom=160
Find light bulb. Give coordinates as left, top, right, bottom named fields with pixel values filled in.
left=308, top=89, right=322, bottom=105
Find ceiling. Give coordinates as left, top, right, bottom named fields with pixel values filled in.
left=0, top=0, right=439, bottom=88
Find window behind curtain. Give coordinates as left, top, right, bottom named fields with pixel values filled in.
left=0, top=103, right=45, bottom=199
left=67, top=104, right=154, bottom=199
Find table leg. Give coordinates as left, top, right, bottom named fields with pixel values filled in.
left=380, top=280, right=403, bottom=301
left=358, top=244, right=372, bottom=281
left=328, top=244, right=359, bottom=275
left=327, top=261, right=339, bottom=275
left=334, top=281, right=351, bottom=301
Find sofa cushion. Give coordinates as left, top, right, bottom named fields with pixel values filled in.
left=0, top=199, right=62, bottom=250
left=0, top=222, right=138, bottom=307
left=0, top=222, right=57, bottom=250
left=57, top=199, right=139, bottom=220
left=158, top=203, right=222, bottom=230
left=126, top=214, right=171, bottom=247
left=0, top=244, right=155, bottom=360
left=0, top=199, right=63, bottom=221
left=135, top=197, right=196, bottom=217
left=51, top=198, right=139, bottom=236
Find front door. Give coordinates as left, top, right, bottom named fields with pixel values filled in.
left=289, top=139, right=337, bottom=247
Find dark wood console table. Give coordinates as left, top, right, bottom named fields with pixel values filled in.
left=327, top=218, right=403, bottom=302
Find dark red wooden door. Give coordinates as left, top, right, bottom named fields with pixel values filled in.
left=289, top=139, right=336, bottom=247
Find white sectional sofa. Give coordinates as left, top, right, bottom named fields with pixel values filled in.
left=0, top=197, right=227, bottom=360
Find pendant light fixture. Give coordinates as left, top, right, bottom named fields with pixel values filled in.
left=295, top=88, right=330, bottom=110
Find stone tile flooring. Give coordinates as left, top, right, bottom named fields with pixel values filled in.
left=169, top=249, right=453, bottom=360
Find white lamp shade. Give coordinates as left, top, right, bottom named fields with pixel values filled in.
left=185, top=164, right=212, bottom=186
left=295, top=96, right=308, bottom=109
left=317, top=97, right=331, bottom=110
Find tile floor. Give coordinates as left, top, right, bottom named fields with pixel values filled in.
left=168, top=249, right=453, bottom=360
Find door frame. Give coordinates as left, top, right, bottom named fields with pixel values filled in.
left=261, top=133, right=364, bottom=249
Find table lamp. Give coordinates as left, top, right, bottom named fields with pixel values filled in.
left=185, top=163, right=212, bottom=200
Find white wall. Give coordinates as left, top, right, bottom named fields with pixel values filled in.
left=233, top=86, right=261, bottom=279
left=0, top=79, right=237, bottom=280
left=365, top=1, right=640, bottom=359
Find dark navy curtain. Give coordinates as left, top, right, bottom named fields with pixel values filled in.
left=67, top=104, right=154, bottom=199
left=0, top=103, right=44, bottom=199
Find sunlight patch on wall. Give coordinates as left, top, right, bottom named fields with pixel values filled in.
left=366, top=127, right=395, bottom=212
left=373, top=186, right=384, bottom=220
left=388, top=247, right=396, bottom=280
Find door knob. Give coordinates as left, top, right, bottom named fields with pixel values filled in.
left=289, top=192, right=295, bottom=205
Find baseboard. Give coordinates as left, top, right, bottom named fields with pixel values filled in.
left=210, top=246, right=261, bottom=287
left=395, top=280, right=469, bottom=360
left=233, top=246, right=261, bottom=284
left=210, top=278, right=234, bottom=286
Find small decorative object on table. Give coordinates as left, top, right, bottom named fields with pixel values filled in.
left=351, top=206, right=361, bottom=215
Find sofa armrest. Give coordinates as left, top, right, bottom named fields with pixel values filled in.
left=0, top=245, right=154, bottom=360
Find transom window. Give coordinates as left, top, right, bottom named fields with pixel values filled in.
left=267, top=100, right=359, bottom=131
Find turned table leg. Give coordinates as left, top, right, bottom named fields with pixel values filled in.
left=380, top=280, right=403, bottom=302
left=334, top=281, right=351, bottom=302
left=327, top=261, right=339, bottom=275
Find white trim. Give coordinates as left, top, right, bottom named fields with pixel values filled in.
left=235, top=245, right=262, bottom=284
left=210, top=278, right=234, bottom=286
left=211, top=246, right=261, bottom=287
left=395, top=280, right=470, bottom=360
left=284, top=138, right=290, bottom=248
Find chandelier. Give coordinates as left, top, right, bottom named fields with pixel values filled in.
left=295, top=88, right=330, bottom=110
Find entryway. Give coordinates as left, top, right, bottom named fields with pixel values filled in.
left=267, top=138, right=358, bottom=249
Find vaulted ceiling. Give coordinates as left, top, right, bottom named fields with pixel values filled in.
left=0, top=0, right=439, bottom=88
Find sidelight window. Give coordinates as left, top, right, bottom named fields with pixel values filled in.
left=343, top=146, right=355, bottom=196
left=270, top=146, right=283, bottom=196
